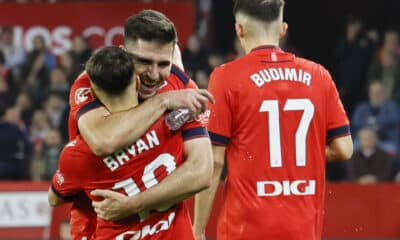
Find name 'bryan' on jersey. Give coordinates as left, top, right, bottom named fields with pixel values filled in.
left=250, top=67, right=312, bottom=87
left=103, top=130, right=160, bottom=171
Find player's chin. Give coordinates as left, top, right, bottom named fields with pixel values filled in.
left=138, top=89, right=157, bottom=100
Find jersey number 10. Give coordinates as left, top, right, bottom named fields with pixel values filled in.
left=260, top=98, right=315, bottom=168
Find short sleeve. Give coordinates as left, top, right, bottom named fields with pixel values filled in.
left=181, top=78, right=209, bottom=141
left=207, top=67, right=232, bottom=146
left=51, top=142, right=85, bottom=201
left=68, top=72, right=102, bottom=139
left=325, top=69, right=351, bottom=142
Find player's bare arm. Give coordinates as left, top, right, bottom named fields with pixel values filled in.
left=193, top=145, right=225, bottom=239
left=326, top=135, right=353, bottom=161
left=79, top=89, right=214, bottom=156
left=91, top=137, right=213, bottom=221
left=48, top=186, right=64, bottom=207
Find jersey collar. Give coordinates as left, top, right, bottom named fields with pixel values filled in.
left=251, top=45, right=281, bottom=52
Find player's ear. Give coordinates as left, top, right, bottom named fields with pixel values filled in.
left=235, top=22, right=245, bottom=39
left=280, top=22, right=288, bottom=39
left=135, top=75, right=141, bottom=91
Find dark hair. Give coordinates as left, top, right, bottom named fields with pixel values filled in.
left=233, top=0, right=285, bottom=22
left=124, top=10, right=177, bottom=45
left=85, top=46, right=134, bottom=96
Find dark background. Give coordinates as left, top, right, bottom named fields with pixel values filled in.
left=211, top=0, right=400, bottom=71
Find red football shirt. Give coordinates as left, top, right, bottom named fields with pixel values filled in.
left=53, top=115, right=199, bottom=240
left=207, top=45, right=350, bottom=240
left=67, top=65, right=207, bottom=239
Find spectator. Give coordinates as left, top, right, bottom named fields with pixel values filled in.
left=0, top=27, right=25, bottom=71
left=194, top=69, right=209, bottom=89
left=368, top=31, right=400, bottom=99
left=29, top=109, right=51, bottom=147
left=352, top=81, right=399, bottom=153
left=31, top=128, right=63, bottom=180
left=0, top=103, right=31, bottom=180
left=43, top=91, right=67, bottom=129
left=0, top=78, right=15, bottom=107
left=348, top=127, right=393, bottom=183
left=334, top=16, right=377, bottom=115
left=59, top=51, right=82, bottom=84
left=49, top=67, right=69, bottom=99
left=70, top=35, right=92, bottom=67
left=15, top=91, right=34, bottom=127
left=20, top=44, right=51, bottom=105
left=182, top=34, right=209, bottom=77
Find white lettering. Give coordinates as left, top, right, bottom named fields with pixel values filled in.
left=250, top=68, right=312, bottom=87
left=136, top=139, right=149, bottom=154
left=257, top=180, right=316, bottom=196
left=52, top=26, right=71, bottom=55
left=115, top=150, right=130, bottom=165
left=103, top=132, right=160, bottom=171
left=116, top=212, right=176, bottom=240
left=103, top=156, right=118, bottom=172
left=146, top=130, right=160, bottom=148
left=303, top=72, right=312, bottom=86
left=104, top=26, right=124, bottom=46
left=251, top=73, right=264, bottom=87
left=285, top=68, right=297, bottom=81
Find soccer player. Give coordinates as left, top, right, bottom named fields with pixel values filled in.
left=193, top=0, right=353, bottom=239
left=49, top=46, right=213, bottom=240
left=66, top=10, right=214, bottom=240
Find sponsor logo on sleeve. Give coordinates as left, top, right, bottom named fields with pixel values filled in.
left=74, top=87, right=91, bottom=105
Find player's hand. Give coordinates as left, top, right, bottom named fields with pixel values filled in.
left=91, top=189, right=136, bottom=221
left=160, top=89, right=215, bottom=115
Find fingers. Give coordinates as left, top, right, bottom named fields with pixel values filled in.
left=197, top=89, right=215, bottom=104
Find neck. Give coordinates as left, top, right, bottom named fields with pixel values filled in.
left=95, top=84, right=139, bottom=113
left=242, top=36, right=279, bottom=54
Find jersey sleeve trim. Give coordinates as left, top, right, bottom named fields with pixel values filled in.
left=327, top=125, right=351, bottom=143
left=51, top=184, right=74, bottom=202
left=171, top=64, right=189, bottom=85
left=209, top=131, right=230, bottom=146
left=182, top=127, right=209, bottom=141
left=76, top=99, right=103, bottom=121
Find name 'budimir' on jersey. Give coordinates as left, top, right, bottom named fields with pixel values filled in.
left=250, top=68, right=312, bottom=87
left=103, top=130, right=160, bottom=171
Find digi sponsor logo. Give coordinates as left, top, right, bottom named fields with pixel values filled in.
left=257, top=179, right=316, bottom=197
left=116, top=211, right=175, bottom=240
left=74, top=87, right=91, bottom=105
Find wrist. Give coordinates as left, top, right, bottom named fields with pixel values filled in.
left=155, top=93, right=170, bottom=111
left=126, top=194, right=143, bottom=215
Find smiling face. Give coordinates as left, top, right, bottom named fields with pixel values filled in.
left=125, top=39, right=174, bottom=99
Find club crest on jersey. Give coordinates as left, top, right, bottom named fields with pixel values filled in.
left=75, top=87, right=91, bottom=105
left=192, top=110, right=210, bottom=125
left=56, top=171, right=64, bottom=186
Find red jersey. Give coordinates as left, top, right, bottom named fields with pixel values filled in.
left=53, top=115, right=201, bottom=240
left=67, top=65, right=205, bottom=240
left=207, top=46, right=350, bottom=240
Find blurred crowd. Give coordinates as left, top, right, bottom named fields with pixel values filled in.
left=1, top=13, right=400, bottom=184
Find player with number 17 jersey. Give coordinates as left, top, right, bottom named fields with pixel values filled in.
left=52, top=112, right=206, bottom=240
left=207, top=46, right=350, bottom=239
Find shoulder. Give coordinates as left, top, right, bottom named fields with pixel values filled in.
left=169, top=64, right=190, bottom=85
left=60, top=137, right=94, bottom=166
left=70, top=71, right=94, bottom=105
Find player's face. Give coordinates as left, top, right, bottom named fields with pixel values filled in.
left=125, top=40, right=174, bottom=99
